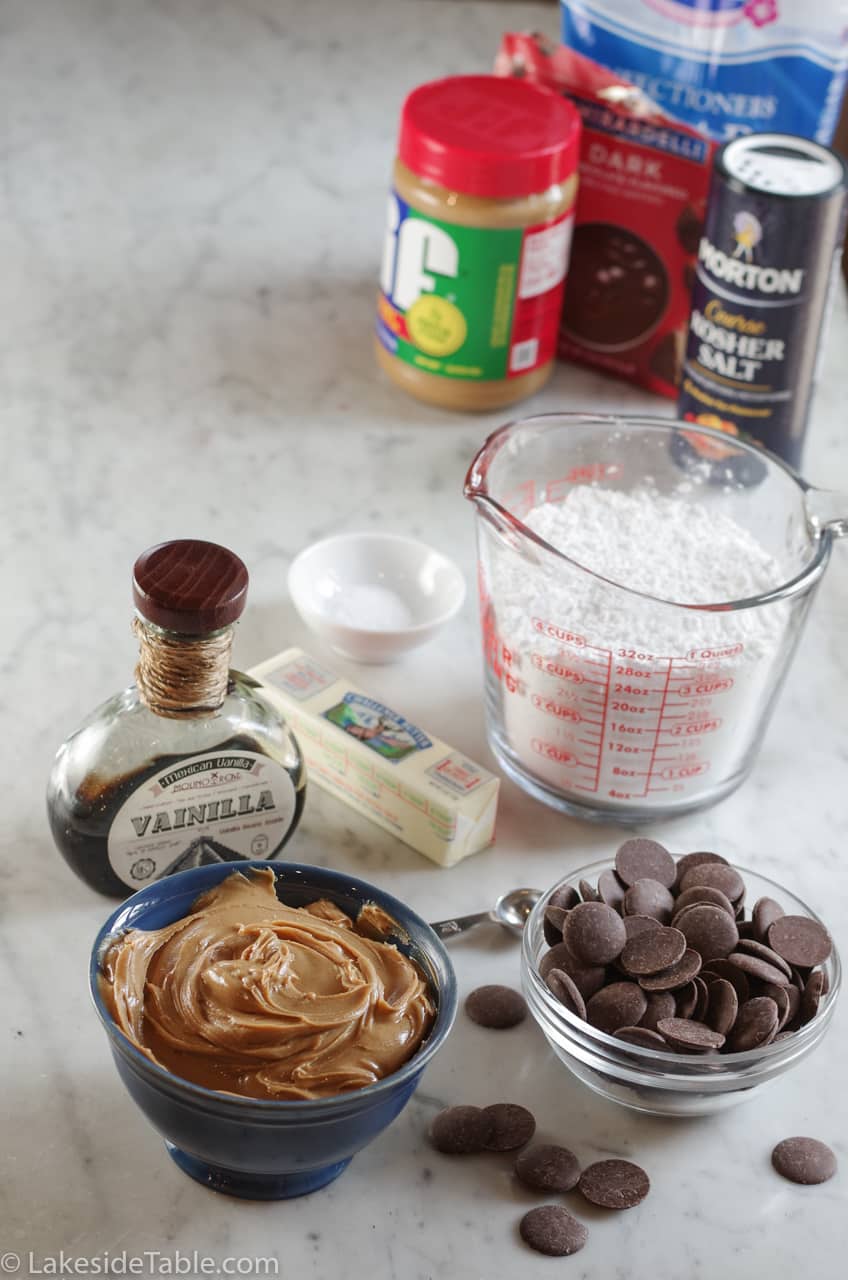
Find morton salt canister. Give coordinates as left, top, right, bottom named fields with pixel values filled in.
left=678, top=133, right=847, bottom=467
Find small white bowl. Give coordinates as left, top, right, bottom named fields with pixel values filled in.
left=287, top=532, right=466, bottom=664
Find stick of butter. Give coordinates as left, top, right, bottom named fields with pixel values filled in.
left=249, top=648, right=499, bottom=867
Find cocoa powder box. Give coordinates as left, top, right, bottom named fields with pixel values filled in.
left=496, top=33, right=714, bottom=399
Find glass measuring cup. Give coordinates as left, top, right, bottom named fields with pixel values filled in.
left=464, top=413, right=846, bottom=822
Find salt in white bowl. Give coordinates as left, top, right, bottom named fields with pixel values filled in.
left=287, top=532, right=466, bottom=663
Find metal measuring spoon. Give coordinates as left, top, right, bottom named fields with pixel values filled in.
left=431, top=887, right=542, bottom=940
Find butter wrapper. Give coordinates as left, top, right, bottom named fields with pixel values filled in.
left=249, top=648, right=499, bottom=868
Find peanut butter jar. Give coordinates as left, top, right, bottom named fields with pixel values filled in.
left=376, top=75, right=581, bottom=411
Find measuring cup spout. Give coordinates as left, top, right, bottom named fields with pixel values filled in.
left=464, top=438, right=541, bottom=561
left=803, top=486, right=848, bottom=540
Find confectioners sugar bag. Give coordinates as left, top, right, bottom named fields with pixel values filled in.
left=560, top=0, right=848, bottom=144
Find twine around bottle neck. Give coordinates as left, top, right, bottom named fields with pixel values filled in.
left=133, top=616, right=233, bottom=718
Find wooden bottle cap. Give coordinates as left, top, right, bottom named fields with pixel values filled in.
left=132, top=540, right=248, bottom=634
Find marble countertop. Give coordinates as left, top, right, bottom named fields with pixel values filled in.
left=4, top=1, right=846, bottom=1276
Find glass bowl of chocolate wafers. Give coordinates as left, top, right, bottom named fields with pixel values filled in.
left=521, top=843, right=840, bottom=1117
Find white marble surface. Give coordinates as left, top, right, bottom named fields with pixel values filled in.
left=3, top=1, right=847, bottom=1276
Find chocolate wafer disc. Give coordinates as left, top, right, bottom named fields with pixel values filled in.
left=768, top=916, right=832, bottom=968
left=519, top=1206, right=588, bottom=1257
left=771, top=1137, right=837, bottom=1185
left=578, top=1159, right=650, bottom=1210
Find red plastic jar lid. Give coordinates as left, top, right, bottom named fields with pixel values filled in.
left=397, top=74, right=581, bottom=200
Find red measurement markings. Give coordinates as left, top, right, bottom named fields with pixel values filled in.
left=530, top=653, right=586, bottom=684
left=502, top=480, right=537, bottom=519
left=657, top=762, right=710, bottom=781
left=688, top=643, right=743, bottom=661
left=673, top=677, right=734, bottom=697
left=531, top=618, right=586, bottom=646
left=543, top=462, right=623, bottom=505
left=480, top=607, right=524, bottom=695
left=640, top=658, right=673, bottom=799
left=667, top=719, right=722, bottom=737
left=531, top=694, right=581, bottom=723
left=530, top=739, right=579, bottom=768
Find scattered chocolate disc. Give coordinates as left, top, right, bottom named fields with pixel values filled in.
left=465, top=985, right=527, bottom=1030
left=515, top=1142, right=581, bottom=1193
left=614, top=1026, right=669, bottom=1049
left=727, top=952, right=790, bottom=988
left=730, top=997, right=779, bottom=1052
left=565, top=901, right=627, bottom=966
left=519, top=1205, right=588, bottom=1257
left=673, top=885, right=736, bottom=919
left=586, top=982, right=648, bottom=1034
left=657, top=1017, right=725, bottom=1052
left=578, top=1159, right=650, bottom=1210
left=800, top=969, right=825, bottom=1025
left=546, top=968, right=587, bottom=1020
left=639, top=990, right=676, bottom=1031
left=771, top=1137, right=837, bottom=1185
left=623, top=878, right=675, bottom=924
left=481, top=1103, right=536, bottom=1152
left=768, top=916, right=832, bottom=968
left=752, top=896, right=784, bottom=942
left=706, top=979, right=739, bottom=1037
left=430, top=1105, right=493, bottom=1154
left=615, top=838, right=676, bottom=889
left=676, top=903, right=739, bottom=962
left=598, top=867, right=626, bottom=911
left=639, top=948, right=702, bottom=992
left=621, top=925, right=686, bottom=976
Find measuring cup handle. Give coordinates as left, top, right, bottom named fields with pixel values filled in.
left=804, top=486, right=848, bottom=539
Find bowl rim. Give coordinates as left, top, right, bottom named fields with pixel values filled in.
left=287, top=531, right=467, bottom=638
left=90, top=859, right=458, bottom=1113
left=522, top=855, right=841, bottom=1074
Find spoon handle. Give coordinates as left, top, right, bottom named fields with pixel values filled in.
left=430, top=910, right=494, bottom=939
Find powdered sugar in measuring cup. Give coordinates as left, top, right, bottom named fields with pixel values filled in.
left=465, top=414, right=842, bottom=821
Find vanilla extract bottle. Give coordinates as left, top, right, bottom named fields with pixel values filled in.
left=47, top=540, right=306, bottom=897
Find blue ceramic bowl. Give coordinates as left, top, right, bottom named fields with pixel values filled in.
left=90, top=861, right=457, bottom=1200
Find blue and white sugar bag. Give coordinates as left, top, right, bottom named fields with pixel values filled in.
left=560, top=0, right=848, bottom=143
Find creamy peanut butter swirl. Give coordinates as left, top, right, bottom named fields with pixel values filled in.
left=101, top=869, right=435, bottom=1101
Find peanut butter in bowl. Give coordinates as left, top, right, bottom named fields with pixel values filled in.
left=100, top=868, right=436, bottom=1101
